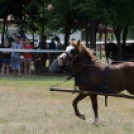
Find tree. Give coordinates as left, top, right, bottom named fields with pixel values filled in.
left=46, top=0, right=85, bottom=47
left=47, top=0, right=108, bottom=48
left=0, top=0, right=11, bottom=43
left=75, top=0, right=109, bottom=48
left=103, top=0, right=134, bottom=59
left=25, top=0, right=48, bottom=41
left=0, top=0, right=31, bottom=43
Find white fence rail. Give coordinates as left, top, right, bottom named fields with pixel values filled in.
left=0, top=49, right=64, bottom=53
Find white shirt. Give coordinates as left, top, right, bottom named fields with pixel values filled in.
left=58, top=45, right=74, bottom=59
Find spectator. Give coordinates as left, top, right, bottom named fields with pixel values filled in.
left=13, top=32, right=17, bottom=40
left=55, top=36, right=62, bottom=49
left=23, top=38, right=33, bottom=76
left=1, top=39, right=11, bottom=77
left=11, top=36, right=23, bottom=77
left=18, top=29, right=27, bottom=41
left=38, top=35, right=48, bottom=69
left=48, top=38, right=57, bottom=67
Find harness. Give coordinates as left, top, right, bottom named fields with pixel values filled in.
left=68, top=62, right=110, bottom=93
left=67, top=51, right=111, bottom=106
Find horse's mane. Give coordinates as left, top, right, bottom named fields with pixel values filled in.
left=72, top=40, right=96, bottom=61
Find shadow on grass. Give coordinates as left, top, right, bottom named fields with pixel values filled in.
left=1, top=72, right=70, bottom=81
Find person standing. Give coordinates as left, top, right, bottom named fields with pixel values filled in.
left=49, top=38, right=76, bottom=72
left=1, top=39, right=11, bottom=77
left=23, top=38, right=33, bottom=76
left=48, top=38, right=57, bottom=67
left=11, top=36, right=23, bottom=77
left=13, top=32, right=17, bottom=41
left=38, top=35, right=48, bottom=72
left=18, top=29, right=27, bottom=41
left=55, top=36, right=62, bottom=50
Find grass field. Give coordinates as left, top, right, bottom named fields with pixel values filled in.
left=0, top=75, right=134, bottom=134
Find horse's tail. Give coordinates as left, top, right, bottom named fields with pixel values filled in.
left=105, top=95, right=108, bottom=106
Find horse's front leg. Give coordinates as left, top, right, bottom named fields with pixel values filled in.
left=72, top=93, right=87, bottom=120
left=90, top=95, right=99, bottom=124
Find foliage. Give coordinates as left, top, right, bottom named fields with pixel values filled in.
left=46, top=0, right=91, bottom=46
left=46, top=0, right=109, bottom=31
left=75, top=0, right=105, bottom=22
left=46, top=0, right=83, bottom=32
left=1, top=0, right=134, bottom=47
left=0, top=0, right=30, bottom=19
left=103, top=0, right=134, bottom=29
left=23, top=0, right=49, bottom=38
left=101, top=0, right=134, bottom=59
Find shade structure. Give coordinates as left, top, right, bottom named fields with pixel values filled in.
left=97, top=24, right=114, bottom=33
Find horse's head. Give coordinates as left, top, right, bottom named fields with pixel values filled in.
left=58, top=40, right=96, bottom=66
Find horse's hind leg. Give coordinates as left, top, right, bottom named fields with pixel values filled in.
left=72, top=93, right=87, bottom=120
left=90, top=95, right=99, bottom=124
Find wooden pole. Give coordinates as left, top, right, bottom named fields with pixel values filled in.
left=100, top=44, right=102, bottom=59
left=49, top=87, right=134, bottom=100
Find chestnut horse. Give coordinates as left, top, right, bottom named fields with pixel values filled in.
left=58, top=40, right=134, bottom=124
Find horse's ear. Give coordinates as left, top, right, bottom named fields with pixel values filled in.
left=77, top=40, right=81, bottom=46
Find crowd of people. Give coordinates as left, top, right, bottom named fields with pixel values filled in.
left=0, top=34, right=59, bottom=77
left=1, top=37, right=33, bottom=77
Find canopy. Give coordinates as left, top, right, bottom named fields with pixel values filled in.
left=97, top=24, right=114, bottom=33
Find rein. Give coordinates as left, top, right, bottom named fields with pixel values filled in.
left=71, top=53, right=79, bottom=64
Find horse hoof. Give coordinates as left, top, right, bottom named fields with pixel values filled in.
left=91, top=118, right=99, bottom=125
left=81, top=114, right=86, bottom=120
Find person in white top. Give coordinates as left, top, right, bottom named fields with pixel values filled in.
left=48, top=38, right=76, bottom=72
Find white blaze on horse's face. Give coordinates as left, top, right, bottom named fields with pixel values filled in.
left=65, top=45, right=75, bottom=58
left=58, top=46, right=75, bottom=66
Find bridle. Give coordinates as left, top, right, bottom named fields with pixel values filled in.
left=65, top=48, right=94, bottom=67
left=71, top=53, right=80, bottom=64
left=64, top=49, right=80, bottom=64
left=67, top=48, right=92, bottom=66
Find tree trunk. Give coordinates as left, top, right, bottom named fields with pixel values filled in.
left=1, top=17, right=6, bottom=44
left=89, top=20, right=97, bottom=49
left=122, top=26, right=128, bottom=47
left=64, top=26, right=70, bottom=48
left=104, top=25, right=107, bottom=43
left=85, top=20, right=90, bottom=47
left=41, top=1, right=45, bottom=40
left=6, top=20, right=8, bottom=38
left=64, top=11, right=74, bottom=47
left=64, top=12, right=72, bottom=48
left=32, top=17, right=34, bottom=46
left=114, top=26, right=123, bottom=60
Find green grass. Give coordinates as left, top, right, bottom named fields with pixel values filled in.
left=0, top=75, right=133, bottom=134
